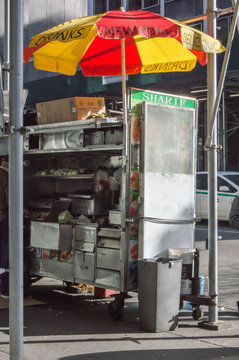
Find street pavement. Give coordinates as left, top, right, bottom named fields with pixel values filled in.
left=0, top=227, right=239, bottom=359
left=195, top=220, right=239, bottom=241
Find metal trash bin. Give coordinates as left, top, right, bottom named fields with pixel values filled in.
left=138, top=257, right=182, bottom=332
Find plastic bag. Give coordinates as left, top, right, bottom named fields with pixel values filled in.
left=58, top=210, right=73, bottom=224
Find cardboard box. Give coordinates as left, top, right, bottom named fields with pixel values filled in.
left=36, top=97, right=105, bottom=125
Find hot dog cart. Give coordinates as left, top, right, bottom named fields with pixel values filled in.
left=1, top=88, right=198, bottom=319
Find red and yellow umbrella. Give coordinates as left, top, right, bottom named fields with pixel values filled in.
left=24, top=10, right=225, bottom=77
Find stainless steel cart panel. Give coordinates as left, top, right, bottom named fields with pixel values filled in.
left=74, top=251, right=95, bottom=282
left=139, top=101, right=196, bottom=259
left=41, top=258, right=74, bottom=282
left=96, top=248, right=120, bottom=271
left=30, top=221, right=73, bottom=250
left=95, top=268, right=121, bottom=288
left=97, top=227, right=121, bottom=238
left=71, top=192, right=113, bottom=216
left=139, top=221, right=195, bottom=259
left=105, top=129, right=123, bottom=144
left=109, top=210, right=122, bottom=225
left=41, top=130, right=84, bottom=150
left=84, top=131, right=104, bottom=145
left=74, top=224, right=97, bottom=243
left=98, top=237, right=120, bottom=249
left=74, top=241, right=95, bottom=252
left=28, top=247, right=42, bottom=275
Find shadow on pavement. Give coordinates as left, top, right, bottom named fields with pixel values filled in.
left=59, top=348, right=239, bottom=360
left=0, top=284, right=239, bottom=340
left=0, top=281, right=238, bottom=346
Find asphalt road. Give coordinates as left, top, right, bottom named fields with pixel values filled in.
left=195, top=220, right=239, bottom=241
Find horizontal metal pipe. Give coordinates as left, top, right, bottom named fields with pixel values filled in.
left=182, top=7, right=234, bottom=24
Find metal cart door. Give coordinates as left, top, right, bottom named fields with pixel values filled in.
left=139, top=101, right=197, bottom=258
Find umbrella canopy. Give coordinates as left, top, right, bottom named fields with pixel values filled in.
left=24, top=10, right=225, bottom=77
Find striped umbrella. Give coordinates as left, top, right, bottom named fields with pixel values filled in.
left=24, top=9, right=224, bottom=77
left=24, top=9, right=225, bottom=128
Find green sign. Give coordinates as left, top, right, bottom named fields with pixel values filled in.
left=131, top=88, right=195, bottom=109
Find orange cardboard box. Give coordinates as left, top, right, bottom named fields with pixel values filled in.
left=36, top=97, right=105, bottom=125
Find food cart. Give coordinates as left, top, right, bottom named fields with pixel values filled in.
left=1, top=88, right=198, bottom=319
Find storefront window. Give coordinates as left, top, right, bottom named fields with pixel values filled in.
left=165, top=0, right=203, bottom=20
left=109, top=0, right=122, bottom=10
left=144, top=0, right=159, bottom=8
left=95, top=0, right=106, bottom=14
left=94, top=0, right=161, bottom=12
left=190, top=22, right=203, bottom=31
left=94, top=0, right=121, bottom=13
left=129, top=0, right=142, bottom=10
left=217, top=0, right=232, bottom=9
left=129, top=0, right=160, bottom=10
left=217, top=17, right=229, bottom=47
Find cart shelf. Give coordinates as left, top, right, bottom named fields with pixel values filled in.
left=25, top=144, right=123, bottom=155
left=33, top=174, right=95, bottom=179
left=25, top=117, right=123, bottom=134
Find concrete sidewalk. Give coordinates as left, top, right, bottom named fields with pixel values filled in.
left=0, top=239, right=239, bottom=360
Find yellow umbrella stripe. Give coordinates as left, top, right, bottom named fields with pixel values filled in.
left=169, top=18, right=225, bottom=53
left=29, top=13, right=104, bottom=48
left=134, top=36, right=197, bottom=73
left=33, top=27, right=97, bottom=75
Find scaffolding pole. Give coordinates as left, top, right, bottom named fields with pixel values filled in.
left=9, top=0, right=24, bottom=359
left=207, top=0, right=218, bottom=325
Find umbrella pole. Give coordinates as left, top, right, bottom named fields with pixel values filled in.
left=120, top=37, right=129, bottom=291
left=121, top=38, right=127, bottom=140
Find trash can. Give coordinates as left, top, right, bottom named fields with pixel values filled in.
left=138, top=257, right=182, bottom=332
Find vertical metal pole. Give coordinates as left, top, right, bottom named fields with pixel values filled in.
left=160, top=0, right=165, bottom=16
left=121, top=0, right=127, bottom=10
left=232, top=0, right=239, bottom=34
left=121, top=38, right=127, bottom=129
left=203, top=101, right=208, bottom=170
left=120, top=37, right=127, bottom=211
left=9, top=0, right=24, bottom=359
left=120, top=36, right=130, bottom=291
left=221, top=92, right=226, bottom=171
left=207, top=0, right=218, bottom=323
left=4, top=0, right=10, bottom=91
left=206, top=1, right=239, bottom=146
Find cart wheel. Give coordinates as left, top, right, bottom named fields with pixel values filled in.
left=192, top=307, right=202, bottom=320
left=108, top=297, right=124, bottom=321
